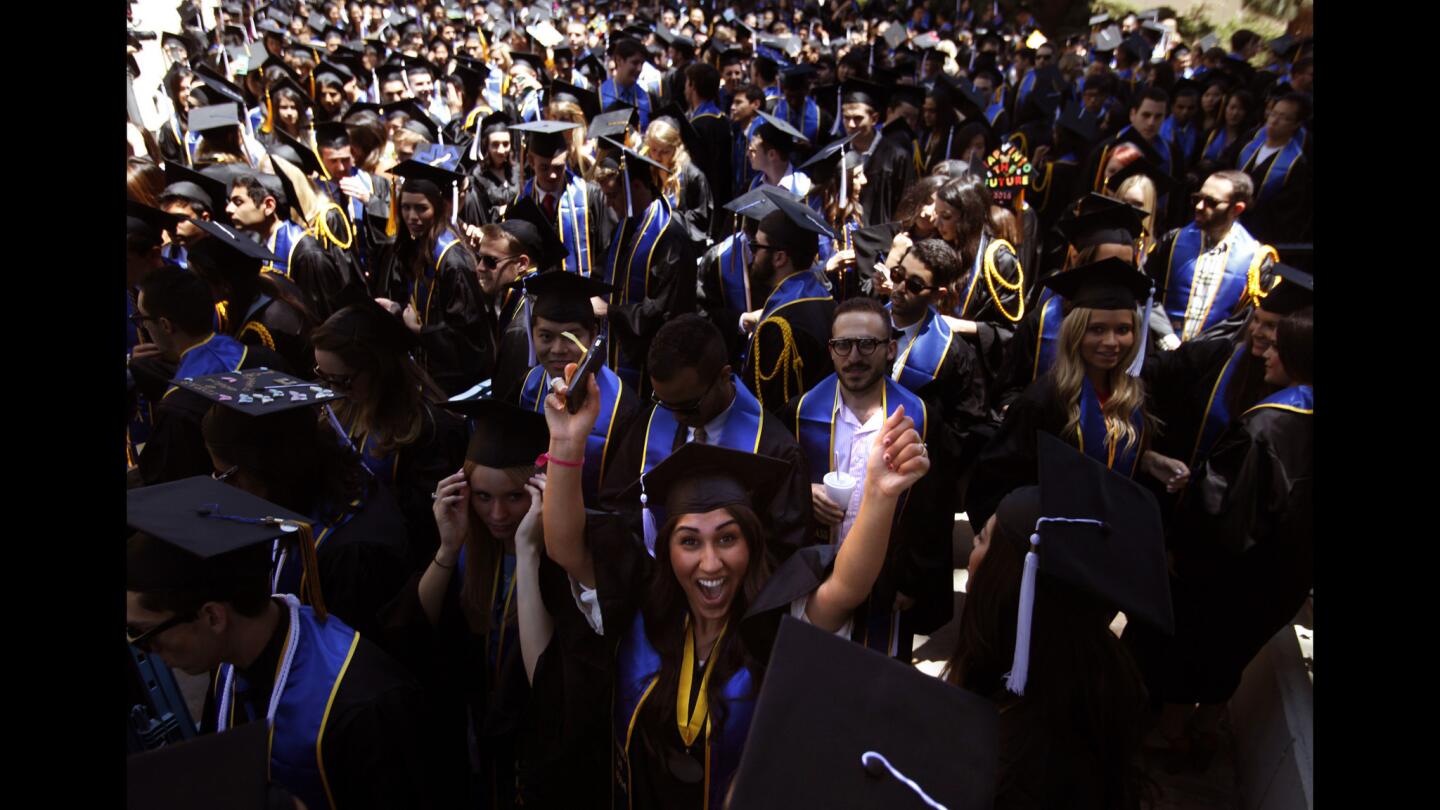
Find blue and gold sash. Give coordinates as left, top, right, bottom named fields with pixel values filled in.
left=1161, top=223, right=1269, bottom=337
left=746, top=270, right=832, bottom=360
left=734, top=117, right=763, bottom=191
left=715, top=233, right=753, bottom=313
left=165, top=333, right=249, bottom=398
left=1016, top=69, right=1036, bottom=108
left=1188, top=343, right=1248, bottom=468
left=614, top=612, right=755, bottom=810
left=890, top=306, right=955, bottom=394
left=774, top=96, right=821, bottom=143
left=411, top=231, right=461, bottom=326
left=689, top=101, right=724, bottom=122
left=1238, top=130, right=1304, bottom=204
left=263, top=221, right=311, bottom=277
left=600, top=78, right=652, bottom=129
left=272, top=501, right=363, bottom=598
left=217, top=598, right=359, bottom=810
left=520, top=363, right=627, bottom=503
left=604, top=196, right=675, bottom=390
left=1243, top=384, right=1312, bottom=417
left=1031, top=292, right=1065, bottom=381
left=1076, top=376, right=1145, bottom=477
left=641, top=375, right=765, bottom=482
left=1201, top=127, right=1233, bottom=163
left=520, top=172, right=595, bottom=277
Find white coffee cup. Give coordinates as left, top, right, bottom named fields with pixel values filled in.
left=822, top=470, right=857, bottom=514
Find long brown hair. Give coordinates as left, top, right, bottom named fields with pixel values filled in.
left=457, top=461, right=537, bottom=633
left=127, top=157, right=167, bottom=207
left=641, top=504, right=774, bottom=732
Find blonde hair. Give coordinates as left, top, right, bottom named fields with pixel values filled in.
left=1113, top=174, right=1157, bottom=241
left=1052, top=306, right=1150, bottom=458
left=643, top=118, right=691, bottom=203
left=546, top=100, right=596, bottom=175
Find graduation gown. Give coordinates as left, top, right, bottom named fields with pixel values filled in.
left=1030, top=154, right=1083, bottom=234
left=859, top=134, right=919, bottom=228
left=517, top=363, right=640, bottom=508
left=688, top=103, right=735, bottom=239
left=602, top=195, right=699, bottom=396
left=599, top=79, right=657, bottom=129
left=263, top=219, right=361, bottom=323
left=597, top=378, right=816, bottom=562
left=486, top=284, right=536, bottom=405
left=316, top=170, right=396, bottom=283
left=469, top=162, right=520, bottom=225
left=668, top=161, right=715, bottom=245
left=1125, top=386, right=1313, bottom=705
left=1232, top=131, right=1312, bottom=245
left=740, top=270, right=835, bottom=413
left=372, top=231, right=494, bottom=397
left=202, top=597, right=435, bottom=810
left=696, top=231, right=755, bottom=366
left=1149, top=223, right=1275, bottom=345
left=890, top=305, right=990, bottom=485
left=1079, top=126, right=1183, bottom=230
left=518, top=172, right=613, bottom=279
left=219, top=274, right=316, bottom=378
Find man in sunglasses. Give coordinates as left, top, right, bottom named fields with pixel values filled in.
left=599, top=314, right=816, bottom=562
left=780, top=296, right=951, bottom=662
left=1148, top=169, right=1276, bottom=349
left=130, top=266, right=287, bottom=486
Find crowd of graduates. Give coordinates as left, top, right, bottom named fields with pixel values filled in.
left=124, top=1, right=1314, bottom=808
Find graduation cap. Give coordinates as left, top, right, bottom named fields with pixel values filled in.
left=983, top=142, right=1033, bottom=204
left=268, top=128, right=326, bottom=177
left=1268, top=34, right=1300, bottom=60
left=888, top=83, right=925, bottom=113
left=587, top=107, right=638, bottom=142
left=596, top=136, right=670, bottom=197
left=176, top=368, right=341, bottom=416
left=1120, top=33, right=1153, bottom=63
left=265, top=74, right=314, bottom=109
left=1089, top=13, right=1113, bottom=27
left=1136, top=8, right=1164, bottom=22
left=760, top=187, right=834, bottom=240
left=314, top=58, right=356, bottom=84
left=1044, top=256, right=1151, bottom=311
left=838, top=78, right=885, bottom=111
left=509, top=50, right=547, bottom=75
left=392, top=144, right=467, bottom=215
left=513, top=119, right=580, bottom=159
left=881, top=23, right=908, bottom=51
left=188, top=103, right=244, bottom=134
left=576, top=48, right=608, bottom=81
left=729, top=616, right=998, bottom=810
left=754, top=109, right=809, bottom=155
left=1057, top=195, right=1148, bottom=248
left=502, top=196, right=571, bottom=272
left=128, top=200, right=184, bottom=242
left=1259, top=262, right=1313, bottom=314
left=1197, top=33, right=1220, bottom=53
left=653, top=101, right=704, bottom=156
left=446, top=399, right=551, bottom=468
left=779, top=63, right=817, bottom=91
left=402, top=54, right=440, bottom=79
left=850, top=221, right=901, bottom=283
left=1140, top=20, right=1169, bottom=39
left=1106, top=152, right=1178, bottom=194
left=393, top=101, right=443, bottom=142
left=998, top=432, right=1173, bottom=695
left=1055, top=104, right=1100, bottom=144
left=527, top=21, right=566, bottom=49
left=618, top=442, right=790, bottom=518
left=126, top=722, right=276, bottom=810
left=723, top=187, right=783, bottom=223
left=519, top=268, right=613, bottom=325
left=161, top=30, right=193, bottom=58
left=187, top=219, right=282, bottom=271
left=1092, top=25, right=1123, bottom=53
left=162, top=162, right=229, bottom=213
left=797, top=131, right=860, bottom=190
left=193, top=66, right=248, bottom=107
left=548, top=79, right=601, bottom=122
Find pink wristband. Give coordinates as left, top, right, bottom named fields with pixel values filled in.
left=536, top=452, right=584, bottom=469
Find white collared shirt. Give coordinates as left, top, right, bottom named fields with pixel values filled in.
left=832, top=399, right=884, bottom=543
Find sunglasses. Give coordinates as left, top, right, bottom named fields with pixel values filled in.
left=126, top=613, right=194, bottom=652
left=477, top=253, right=518, bottom=270
left=651, top=373, right=721, bottom=415
left=1191, top=193, right=1230, bottom=209
left=889, top=266, right=938, bottom=295
left=828, top=337, right=884, bottom=356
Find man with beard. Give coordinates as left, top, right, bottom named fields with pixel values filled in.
left=779, top=296, right=952, bottom=661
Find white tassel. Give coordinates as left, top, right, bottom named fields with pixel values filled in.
left=522, top=294, right=536, bottom=367
left=640, top=484, right=658, bottom=557
left=370, top=69, right=380, bottom=103
left=831, top=92, right=844, bottom=135
left=838, top=140, right=848, bottom=207
left=451, top=181, right=459, bottom=225
left=1004, top=532, right=1041, bottom=696
left=1127, top=283, right=1154, bottom=377
left=860, top=752, right=949, bottom=810
left=623, top=160, right=633, bottom=219
left=945, top=125, right=955, bottom=161
left=469, top=122, right=482, bottom=162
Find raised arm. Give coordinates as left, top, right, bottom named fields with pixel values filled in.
left=514, top=473, right=554, bottom=683
left=541, top=363, right=602, bottom=587
left=805, top=406, right=931, bottom=632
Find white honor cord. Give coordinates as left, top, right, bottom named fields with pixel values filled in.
left=217, top=595, right=302, bottom=731
left=860, top=752, right=949, bottom=810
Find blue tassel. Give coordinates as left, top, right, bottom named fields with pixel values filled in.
left=1127, top=283, right=1155, bottom=377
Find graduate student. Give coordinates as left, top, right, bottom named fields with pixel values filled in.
left=511, top=120, right=612, bottom=279
left=126, top=476, right=433, bottom=810
left=781, top=297, right=954, bottom=661
left=837, top=79, right=919, bottom=227
left=539, top=364, right=929, bottom=810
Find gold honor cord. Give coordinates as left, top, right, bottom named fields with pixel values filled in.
left=677, top=617, right=729, bottom=748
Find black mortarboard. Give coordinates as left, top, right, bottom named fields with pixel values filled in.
left=723, top=187, right=782, bottom=222
left=313, top=120, right=350, bottom=151
left=1057, top=195, right=1147, bottom=248
left=1268, top=34, right=1299, bottom=59
left=1259, top=262, right=1313, bottom=314
left=268, top=128, right=326, bottom=177
left=618, top=442, right=790, bottom=516
left=588, top=107, right=639, bottom=141
left=314, top=58, right=356, bottom=83
left=187, top=219, right=282, bottom=268
left=1093, top=25, right=1122, bottom=53
left=1170, top=77, right=1201, bottom=98
left=509, top=50, right=547, bottom=75
left=850, top=221, right=901, bottom=282
left=187, top=102, right=243, bottom=134
left=889, top=83, right=925, bottom=113
left=306, top=11, right=328, bottom=35
left=126, top=722, right=274, bottom=810
left=175, top=368, right=341, bottom=416
left=1043, top=256, right=1151, bottom=310
left=391, top=144, right=467, bottom=194
left=394, top=101, right=442, bottom=141
left=780, top=63, right=817, bottom=91
left=454, top=399, right=550, bottom=468
left=128, top=200, right=184, bottom=242
left=839, top=78, right=885, bottom=110
left=162, top=162, right=229, bottom=213
left=596, top=136, right=669, bottom=175
left=1106, top=152, right=1178, bottom=193
left=161, top=30, right=192, bottom=56
left=193, top=66, right=248, bottom=107
left=512, top=119, right=580, bottom=158
left=754, top=109, right=808, bottom=153
left=1120, top=34, right=1152, bottom=62
left=760, top=187, right=835, bottom=239
left=478, top=109, right=513, bottom=139
left=502, top=196, right=571, bottom=272
left=730, top=616, right=999, bottom=810
left=1056, top=103, right=1100, bottom=144
left=576, top=48, right=608, bottom=80
left=266, top=74, right=314, bottom=107
left=548, top=79, right=601, bottom=122
left=797, top=131, right=860, bottom=186
left=521, top=268, right=613, bottom=325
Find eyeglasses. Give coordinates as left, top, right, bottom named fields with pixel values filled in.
left=889, top=265, right=938, bottom=295
left=750, top=242, right=776, bottom=254
left=828, top=337, right=884, bottom=356
left=128, top=312, right=156, bottom=328
left=126, top=613, right=194, bottom=652
left=651, top=373, right=722, bottom=415
left=312, top=365, right=357, bottom=389
left=211, top=464, right=240, bottom=483
left=1190, top=193, right=1230, bottom=209
left=477, top=253, right=518, bottom=270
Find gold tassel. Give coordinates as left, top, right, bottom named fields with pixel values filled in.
left=385, top=179, right=399, bottom=238
left=261, top=87, right=274, bottom=135
left=293, top=522, right=328, bottom=621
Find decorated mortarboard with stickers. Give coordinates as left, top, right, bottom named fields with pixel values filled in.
left=983, top=143, right=1033, bottom=205
left=172, top=368, right=341, bottom=416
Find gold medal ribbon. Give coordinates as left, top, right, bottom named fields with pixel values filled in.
left=676, top=616, right=728, bottom=748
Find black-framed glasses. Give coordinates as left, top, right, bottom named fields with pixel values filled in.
left=312, top=366, right=357, bottom=389
left=829, top=337, right=884, bottom=356
left=889, top=265, right=937, bottom=295
left=750, top=242, right=777, bottom=254
left=1191, top=193, right=1229, bottom=209
left=651, top=373, right=722, bottom=415
left=212, top=465, right=240, bottom=483
left=477, top=253, right=518, bottom=270
left=126, top=613, right=194, bottom=652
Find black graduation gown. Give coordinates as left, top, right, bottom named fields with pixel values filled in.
left=326, top=171, right=396, bottom=284
left=309, top=482, right=415, bottom=644
left=1233, top=147, right=1312, bottom=245
left=898, top=318, right=994, bottom=492
left=469, top=164, right=519, bottom=225
left=132, top=343, right=290, bottom=486
left=285, top=228, right=361, bottom=323
left=740, top=279, right=835, bottom=414
left=597, top=399, right=817, bottom=562
left=1124, top=399, right=1313, bottom=705
left=670, top=162, right=715, bottom=245
left=696, top=236, right=752, bottom=367
left=990, top=690, right=1141, bottom=810
left=859, top=135, right=919, bottom=228
left=1078, top=128, right=1184, bottom=230
left=689, top=111, right=735, bottom=239
left=364, top=402, right=469, bottom=570
left=606, top=211, right=700, bottom=399
left=1031, top=158, right=1083, bottom=235
left=223, top=275, right=316, bottom=378
left=488, top=288, right=536, bottom=405
left=200, top=603, right=437, bottom=809
left=371, top=238, right=495, bottom=397
left=964, top=374, right=1069, bottom=532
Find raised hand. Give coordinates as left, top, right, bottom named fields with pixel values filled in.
left=432, top=469, right=471, bottom=565
left=865, top=406, right=930, bottom=498
left=543, top=361, right=602, bottom=447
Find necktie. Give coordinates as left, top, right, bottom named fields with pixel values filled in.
left=694, top=426, right=708, bottom=445
left=671, top=421, right=688, bottom=452
left=542, top=193, right=557, bottom=219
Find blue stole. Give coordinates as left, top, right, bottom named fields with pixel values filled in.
left=1189, top=343, right=1247, bottom=468
left=599, top=78, right=652, bottom=129
left=763, top=86, right=782, bottom=100
left=1161, top=117, right=1200, bottom=165
left=1244, top=384, right=1312, bottom=417
left=734, top=117, right=762, bottom=191
left=689, top=101, right=724, bottom=122
left=985, top=98, right=1006, bottom=128
left=1237, top=130, right=1304, bottom=203
left=248, top=105, right=265, bottom=132
left=1016, top=69, right=1036, bottom=107
left=817, top=218, right=860, bottom=300
left=263, top=221, right=311, bottom=278
left=166, top=334, right=249, bottom=397
left=715, top=232, right=752, bottom=313
left=519, top=363, right=626, bottom=504
left=483, top=71, right=506, bottom=112
left=1031, top=292, right=1065, bottom=381
left=1201, top=127, right=1233, bottom=163
left=338, top=407, right=398, bottom=486
left=519, top=88, right=542, bottom=122
left=640, top=374, right=765, bottom=484
left=520, top=172, right=595, bottom=277
left=1161, top=223, right=1263, bottom=336
left=412, top=231, right=462, bottom=326
left=891, top=306, right=955, bottom=394
left=774, top=96, right=821, bottom=143
left=1076, top=376, right=1145, bottom=477
left=161, top=242, right=188, bottom=268
left=603, top=196, right=675, bottom=391
left=744, top=270, right=832, bottom=366
left=749, top=166, right=811, bottom=198
left=613, top=612, right=755, bottom=810
left=183, top=127, right=202, bottom=161
left=272, top=500, right=362, bottom=597
left=216, top=600, right=360, bottom=810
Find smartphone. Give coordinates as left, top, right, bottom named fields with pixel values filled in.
left=566, top=335, right=605, bottom=414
